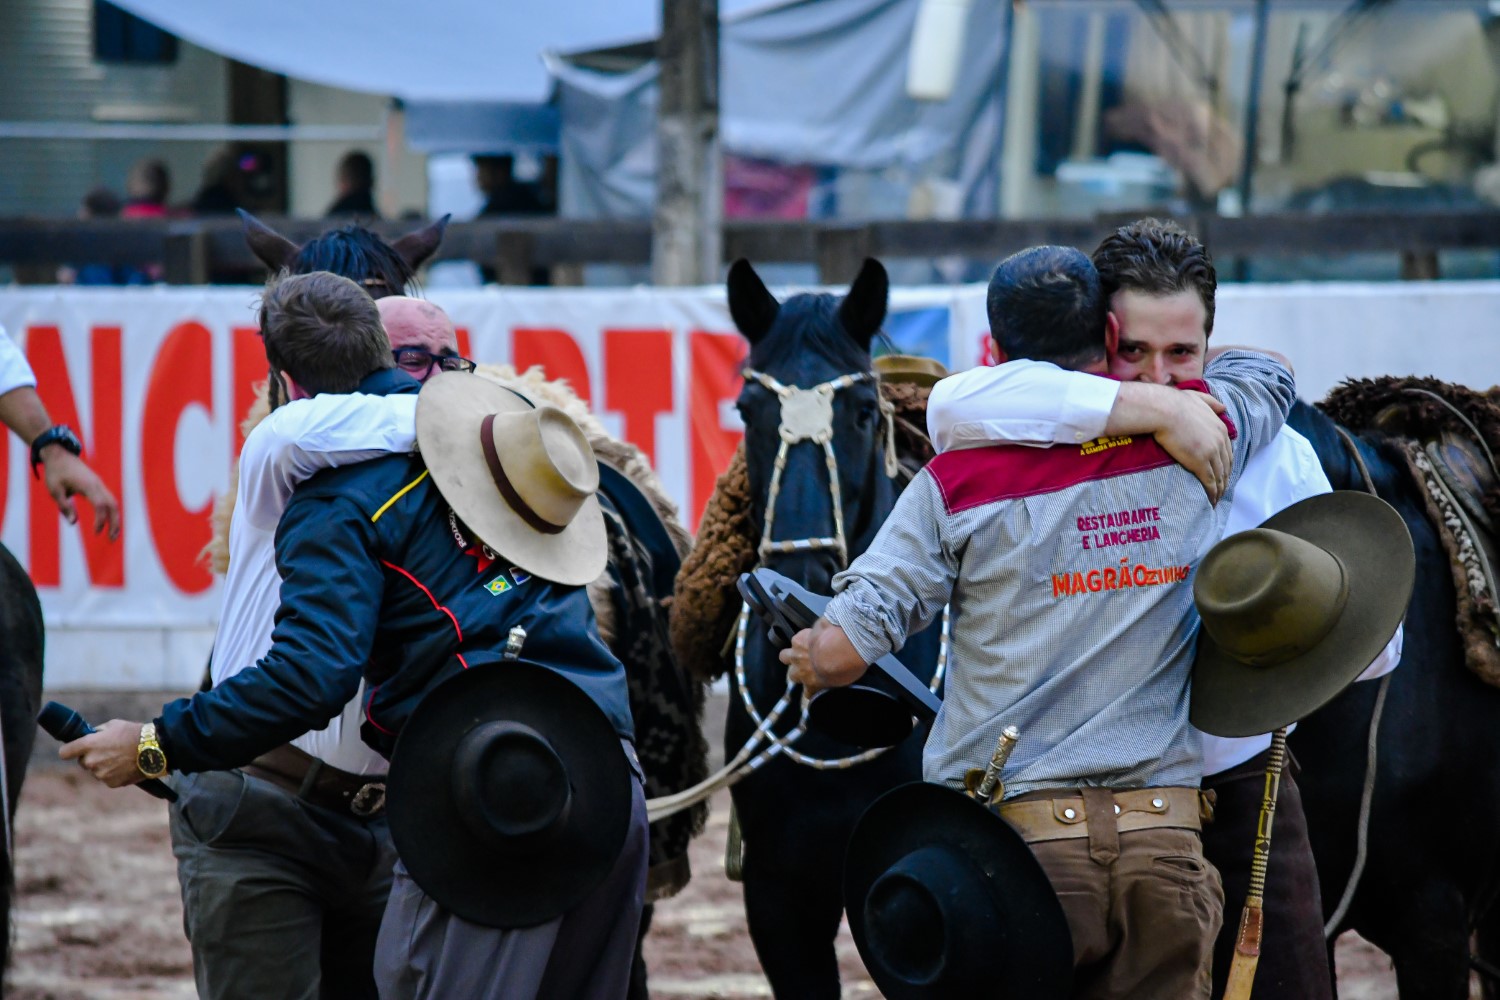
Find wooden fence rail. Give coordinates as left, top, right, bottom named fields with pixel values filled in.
left=2, top=211, right=1497, bottom=285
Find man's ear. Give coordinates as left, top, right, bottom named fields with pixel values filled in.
left=282, top=373, right=312, bottom=402
left=1105, top=312, right=1120, bottom=355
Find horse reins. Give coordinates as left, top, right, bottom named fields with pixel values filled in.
left=1322, top=425, right=1392, bottom=941
left=644, top=367, right=946, bottom=822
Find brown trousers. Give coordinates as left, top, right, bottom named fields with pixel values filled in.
left=1008, top=788, right=1224, bottom=1000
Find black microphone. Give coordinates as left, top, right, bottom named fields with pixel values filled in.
left=38, top=701, right=178, bottom=802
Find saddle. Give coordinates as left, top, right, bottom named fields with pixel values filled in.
left=1321, top=377, right=1500, bottom=687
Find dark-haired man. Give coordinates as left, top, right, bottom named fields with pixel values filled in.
left=62, top=271, right=646, bottom=1000
left=783, top=245, right=1296, bottom=998
left=925, top=218, right=1401, bottom=999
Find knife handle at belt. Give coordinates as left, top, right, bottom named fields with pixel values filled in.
left=974, top=725, right=1020, bottom=803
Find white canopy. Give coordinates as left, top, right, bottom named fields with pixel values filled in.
left=109, top=0, right=772, bottom=103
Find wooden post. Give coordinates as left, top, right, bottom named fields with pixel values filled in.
left=164, top=228, right=211, bottom=285
left=494, top=230, right=536, bottom=286
left=653, top=0, right=722, bottom=286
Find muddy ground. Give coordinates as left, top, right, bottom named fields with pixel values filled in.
left=4, top=691, right=1459, bottom=999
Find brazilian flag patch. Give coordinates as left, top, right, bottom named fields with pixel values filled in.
left=484, top=574, right=512, bottom=596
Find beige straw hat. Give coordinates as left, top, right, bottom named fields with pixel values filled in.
left=415, top=372, right=606, bottom=586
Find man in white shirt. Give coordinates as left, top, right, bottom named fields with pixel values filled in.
left=170, top=294, right=469, bottom=1000
left=924, top=219, right=1401, bottom=1000
left=0, top=326, right=120, bottom=539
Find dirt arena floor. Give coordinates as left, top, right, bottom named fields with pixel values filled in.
left=4, top=691, right=1467, bottom=999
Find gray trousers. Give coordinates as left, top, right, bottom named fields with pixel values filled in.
left=170, top=768, right=398, bottom=1000
left=374, top=775, right=649, bottom=1000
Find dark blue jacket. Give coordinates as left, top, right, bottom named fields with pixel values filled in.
left=157, top=368, right=632, bottom=773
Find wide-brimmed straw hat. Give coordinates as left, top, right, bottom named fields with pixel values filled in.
left=1190, top=490, right=1414, bottom=737
left=873, top=353, right=949, bottom=388
left=416, top=371, right=606, bottom=586
left=844, top=782, right=1073, bottom=999
left=386, top=663, right=633, bottom=928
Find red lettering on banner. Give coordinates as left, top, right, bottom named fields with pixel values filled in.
left=232, top=326, right=269, bottom=457
left=26, top=325, right=124, bottom=587
left=454, top=326, right=472, bottom=360
left=513, top=328, right=591, bottom=402
left=603, top=329, right=672, bottom=464
left=689, top=331, right=746, bottom=527
left=143, top=321, right=214, bottom=594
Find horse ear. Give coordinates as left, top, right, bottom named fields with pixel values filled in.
left=238, top=209, right=299, bottom=271
left=390, top=214, right=450, bottom=270
left=727, top=258, right=780, bottom=344
left=838, top=258, right=888, bottom=349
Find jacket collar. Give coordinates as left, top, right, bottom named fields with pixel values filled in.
left=357, top=367, right=422, bottom=397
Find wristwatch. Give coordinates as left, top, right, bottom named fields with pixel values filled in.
left=137, top=723, right=169, bottom=779
left=29, top=424, right=82, bottom=479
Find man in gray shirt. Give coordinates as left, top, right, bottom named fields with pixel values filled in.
left=784, top=246, right=1295, bottom=999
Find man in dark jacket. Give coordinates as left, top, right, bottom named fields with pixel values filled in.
left=63, top=270, right=647, bottom=999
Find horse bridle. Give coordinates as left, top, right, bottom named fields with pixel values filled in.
left=741, top=367, right=899, bottom=565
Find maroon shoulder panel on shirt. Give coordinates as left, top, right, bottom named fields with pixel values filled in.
left=926, top=377, right=1237, bottom=515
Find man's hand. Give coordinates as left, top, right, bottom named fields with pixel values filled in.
left=42, top=448, right=122, bottom=540
left=779, top=618, right=869, bottom=695
left=1154, top=390, right=1233, bottom=505
left=58, top=719, right=148, bottom=788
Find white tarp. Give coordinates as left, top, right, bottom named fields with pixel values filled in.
left=553, top=0, right=1007, bottom=223
left=1, top=280, right=1496, bottom=689
left=107, top=0, right=779, bottom=103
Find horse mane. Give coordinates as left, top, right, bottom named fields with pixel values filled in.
left=749, top=293, right=872, bottom=375
left=292, top=225, right=417, bottom=298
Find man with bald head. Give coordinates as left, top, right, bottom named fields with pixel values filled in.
left=166, top=285, right=472, bottom=1000
left=377, top=296, right=475, bottom=383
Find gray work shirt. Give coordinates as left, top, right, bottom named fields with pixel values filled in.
left=824, top=351, right=1296, bottom=797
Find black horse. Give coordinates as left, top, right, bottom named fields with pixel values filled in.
left=726, top=258, right=942, bottom=998
left=1288, top=399, right=1500, bottom=998
left=0, top=542, right=44, bottom=975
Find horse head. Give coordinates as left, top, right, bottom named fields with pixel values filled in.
left=238, top=209, right=450, bottom=298
left=729, top=257, right=895, bottom=595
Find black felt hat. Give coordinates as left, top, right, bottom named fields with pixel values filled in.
left=386, top=662, right=632, bottom=928
left=1191, top=490, right=1413, bottom=737
left=844, top=782, right=1073, bottom=999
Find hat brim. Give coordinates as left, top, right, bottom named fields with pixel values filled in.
left=416, top=372, right=607, bottom=587
left=874, top=354, right=947, bottom=388
left=1191, top=491, right=1414, bottom=738
left=845, top=782, right=1073, bottom=1000
left=386, top=663, right=632, bottom=928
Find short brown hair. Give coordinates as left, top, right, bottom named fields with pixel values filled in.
left=1091, top=218, right=1217, bottom=335
left=259, top=271, right=392, bottom=403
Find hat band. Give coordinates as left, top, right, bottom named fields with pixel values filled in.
left=480, top=413, right=566, bottom=536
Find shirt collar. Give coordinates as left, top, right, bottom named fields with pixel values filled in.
left=357, top=367, right=421, bottom=397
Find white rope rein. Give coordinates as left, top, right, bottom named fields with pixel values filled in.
left=1324, top=425, right=1388, bottom=939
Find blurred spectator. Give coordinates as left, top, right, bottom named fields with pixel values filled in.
left=327, top=150, right=379, bottom=218
left=190, top=146, right=247, bottom=216
left=474, top=154, right=555, bottom=216
left=121, top=158, right=171, bottom=219
left=62, top=185, right=151, bottom=286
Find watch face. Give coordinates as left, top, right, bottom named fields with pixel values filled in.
left=138, top=748, right=167, bottom=776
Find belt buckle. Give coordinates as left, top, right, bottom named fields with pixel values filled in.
left=350, top=782, right=387, bottom=818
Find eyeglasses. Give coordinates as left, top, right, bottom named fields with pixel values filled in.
left=392, top=348, right=477, bottom=377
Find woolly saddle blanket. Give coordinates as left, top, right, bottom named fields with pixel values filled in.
left=1320, top=376, right=1500, bottom=688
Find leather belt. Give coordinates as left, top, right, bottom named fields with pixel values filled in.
left=242, top=743, right=387, bottom=819
left=997, top=786, right=1201, bottom=845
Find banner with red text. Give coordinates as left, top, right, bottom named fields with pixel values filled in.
left=2, top=280, right=1497, bottom=688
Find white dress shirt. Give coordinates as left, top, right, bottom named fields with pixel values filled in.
left=213, top=391, right=417, bottom=774
left=925, top=360, right=1403, bottom=776
left=0, top=325, right=38, bottom=397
